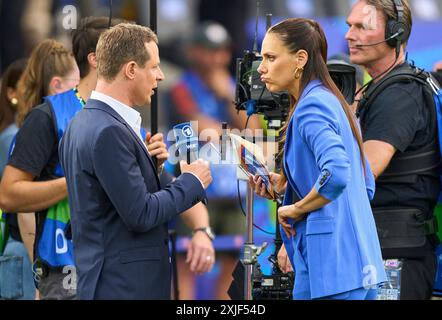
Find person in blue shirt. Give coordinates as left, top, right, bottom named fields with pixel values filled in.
left=250, top=18, right=386, bottom=300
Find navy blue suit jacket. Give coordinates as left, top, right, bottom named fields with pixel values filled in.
left=59, top=99, right=206, bottom=299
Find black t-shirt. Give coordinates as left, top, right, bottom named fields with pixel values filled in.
left=359, top=62, right=440, bottom=214
left=6, top=102, right=58, bottom=242
left=359, top=62, right=440, bottom=257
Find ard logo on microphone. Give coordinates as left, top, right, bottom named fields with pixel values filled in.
left=182, top=125, right=194, bottom=138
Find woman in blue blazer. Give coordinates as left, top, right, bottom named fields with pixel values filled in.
left=252, top=18, right=386, bottom=300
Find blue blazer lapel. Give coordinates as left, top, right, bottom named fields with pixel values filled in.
left=85, top=99, right=159, bottom=177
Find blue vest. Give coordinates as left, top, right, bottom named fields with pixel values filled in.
left=37, top=89, right=83, bottom=267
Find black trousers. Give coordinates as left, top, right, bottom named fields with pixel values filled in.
left=400, top=249, right=437, bottom=300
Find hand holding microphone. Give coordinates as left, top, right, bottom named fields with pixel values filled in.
left=180, top=159, right=212, bottom=189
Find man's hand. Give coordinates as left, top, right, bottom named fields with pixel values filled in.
left=186, top=231, right=215, bottom=275
left=277, top=243, right=293, bottom=274
left=180, top=159, right=212, bottom=189
left=145, top=132, right=169, bottom=170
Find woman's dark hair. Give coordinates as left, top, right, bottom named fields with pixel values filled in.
left=269, top=18, right=366, bottom=189
left=0, top=59, right=27, bottom=132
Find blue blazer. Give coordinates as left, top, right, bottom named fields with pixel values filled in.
left=59, top=99, right=206, bottom=299
left=282, top=80, right=386, bottom=299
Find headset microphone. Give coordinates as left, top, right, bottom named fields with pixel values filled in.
left=355, top=29, right=404, bottom=48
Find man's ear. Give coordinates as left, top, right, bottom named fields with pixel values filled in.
left=124, top=61, right=137, bottom=80
left=87, top=52, right=97, bottom=69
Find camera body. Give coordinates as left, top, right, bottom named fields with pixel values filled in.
left=228, top=260, right=294, bottom=300
left=252, top=263, right=294, bottom=300
left=235, top=51, right=290, bottom=128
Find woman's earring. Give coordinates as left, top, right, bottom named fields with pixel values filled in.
left=294, top=67, right=304, bottom=80
left=11, top=98, right=18, bottom=106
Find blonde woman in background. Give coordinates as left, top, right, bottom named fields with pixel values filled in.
left=0, top=39, right=78, bottom=300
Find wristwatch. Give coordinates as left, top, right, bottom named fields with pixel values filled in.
left=193, top=227, right=215, bottom=241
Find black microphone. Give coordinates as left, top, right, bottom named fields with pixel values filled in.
left=355, top=29, right=403, bottom=48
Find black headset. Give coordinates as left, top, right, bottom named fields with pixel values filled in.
left=385, top=0, right=409, bottom=48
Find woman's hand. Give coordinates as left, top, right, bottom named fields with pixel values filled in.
left=277, top=243, right=293, bottom=274
left=277, top=203, right=306, bottom=238
left=248, top=172, right=283, bottom=199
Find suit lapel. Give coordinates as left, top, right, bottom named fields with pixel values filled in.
left=86, top=99, right=160, bottom=186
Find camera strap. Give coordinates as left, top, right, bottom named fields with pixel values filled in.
left=357, top=64, right=441, bottom=183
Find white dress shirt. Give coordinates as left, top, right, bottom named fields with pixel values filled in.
left=90, top=91, right=144, bottom=145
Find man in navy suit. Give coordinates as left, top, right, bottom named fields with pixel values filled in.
left=59, top=23, right=212, bottom=299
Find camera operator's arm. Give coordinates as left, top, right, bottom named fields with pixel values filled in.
left=363, top=141, right=396, bottom=180
left=180, top=202, right=215, bottom=275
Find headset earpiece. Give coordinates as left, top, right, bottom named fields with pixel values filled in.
left=385, top=0, right=408, bottom=48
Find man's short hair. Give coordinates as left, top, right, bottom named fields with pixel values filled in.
left=96, top=23, right=158, bottom=81
left=365, top=0, right=412, bottom=45
left=71, top=16, right=127, bottom=78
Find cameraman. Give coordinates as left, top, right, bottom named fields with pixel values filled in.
left=346, top=0, right=439, bottom=299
